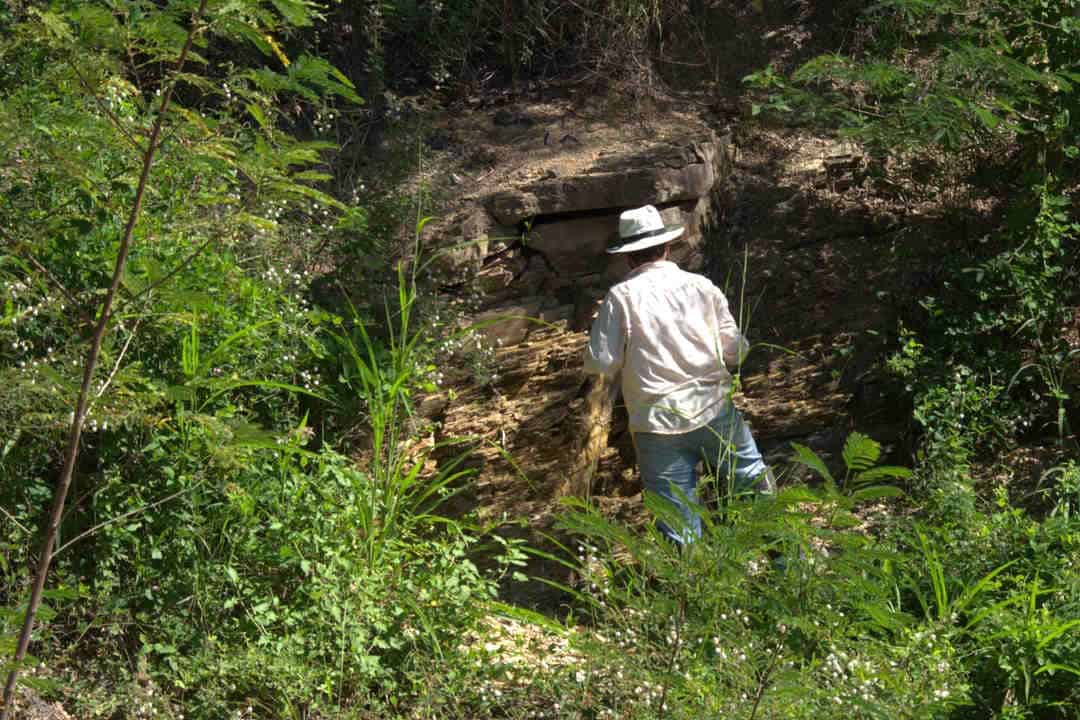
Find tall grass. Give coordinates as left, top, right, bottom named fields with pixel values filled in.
left=334, top=259, right=476, bottom=568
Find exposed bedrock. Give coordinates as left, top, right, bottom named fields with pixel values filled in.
left=487, top=137, right=727, bottom=225
left=433, top=131, right=734, bottom=335
left=427, top=130, right=736, bottom=501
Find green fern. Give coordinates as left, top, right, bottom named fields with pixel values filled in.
left=842, top=432, right=881, bottom=473
left=792, top=432, right=908, bottom=506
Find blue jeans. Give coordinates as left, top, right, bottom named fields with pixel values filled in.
left=635, top=402, right=768, bottom=544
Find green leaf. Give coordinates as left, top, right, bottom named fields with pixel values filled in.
left=267, top=180, right=345, bottom=210
left=270, top=0, right=316, bottom=28
left=775, top=486, right=821, bottom=506
left=38, top=365, right=78, bottom=394
left=1035, top=619, right=1080, bottom=650
left=841, top=432, right=880, bottom=472
left=165, top=385, right=196, bottom=403
left=247, top=103, right=269, bottom=129
left=972, top=105, right=1000, bottom=129
left=35, top=603, right=56, bottom=623
left=488, top=600, right=569, bottom=635
left=832, top=510, right=862, bottom=529
left=198, top=379, right=328, bottom=409
left=42, top=586, right=78, bottom=601
left=31, top=9, right=74, bottom=42
left=954, top=559, right=1018, bottom=615
left=21, top=676, right=61, bottom=693
left=849, top=485, right=905, bottom=503
left=791, top=442, right=835, bottom=487
left=855, top=466, right=913, bottom=483
left=1035, top=663, right=1080, bottom=678
left=858, top=601, right=913, bottom=631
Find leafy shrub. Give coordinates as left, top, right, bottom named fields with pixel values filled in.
left=0, top=3, right=509, bottom=717
left=745, top=0, right=1079, bottom=178
left=745, top=0, right=1079, bottom=497
left=458, top=433, right=1080, bottom=720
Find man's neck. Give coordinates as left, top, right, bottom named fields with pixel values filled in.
left=626, top=258, right=675, bottom=278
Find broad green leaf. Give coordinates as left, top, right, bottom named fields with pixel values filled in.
left=1035, top=663, right=1080, bottom=678
left=270, top=0, right=316, bottom=28
left=850, top=485, right=905, bottom=503
left=247, top=102, right=269, bottom=129
left=972, top=105, right=1000, bottom=129
left=791, top=442, right=835, bottom=487
left=856, top=466, right=913, bottom=483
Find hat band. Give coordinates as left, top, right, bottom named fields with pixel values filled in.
left=611, top=226, right=670, bottom=248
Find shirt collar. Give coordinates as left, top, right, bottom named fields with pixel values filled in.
left=625, top=259, right=677, bottom=280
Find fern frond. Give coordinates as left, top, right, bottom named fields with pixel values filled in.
left=855, top=465, right=913, bottom=484
left=842, top=432, right=881, bottom=473
left=791, top=442, right=836, bottom=489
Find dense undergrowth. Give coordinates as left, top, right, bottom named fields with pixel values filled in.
left=2, top=0, right=1079, bottom=719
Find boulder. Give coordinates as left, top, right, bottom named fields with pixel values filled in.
left=521, top=196, right=716, bottom=278
left=487, top=133, right=729, bottom=225
left=421, top=124, right=741, bottom=533
left=515, top=254, right=551, bottom=296
left=539, top=304, right=574, bottom=325
left=474, top=299, right=544, bottom=347
left=526, top=215, right=617, bottom=275
left=488, top=164, right=715, bottom=225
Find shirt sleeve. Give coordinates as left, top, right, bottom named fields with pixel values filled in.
left=584, top=294, right=626, bottom=379
left=715, top=289, right=749, bottom=369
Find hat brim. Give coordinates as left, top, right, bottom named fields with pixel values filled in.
left=606, top=225, right=684, bottom=254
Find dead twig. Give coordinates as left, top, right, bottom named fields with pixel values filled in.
left=0, top=229, right=94, bottom=328
left=95, top=318, right=140, bottom=399
left=55, top=480, right=204, bottom=556
left=68, top=61, right=147, bottom=156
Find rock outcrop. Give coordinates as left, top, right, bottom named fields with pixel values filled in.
left=427, top=129, right=735, bottom=513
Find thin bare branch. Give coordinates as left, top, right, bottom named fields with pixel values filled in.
left=123, top=235, right=216, bottom=306
left=68, top=61, right=147, bottom=156
left=55, top=480, right=204, bottom=556
left=0, top=506, right=30, bottom=537
left=95, top=319, right=140, bottom=398
left=0, top=227, right=94, bottom=328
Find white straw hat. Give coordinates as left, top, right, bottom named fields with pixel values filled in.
left=606, top=205, right=684, bottom=254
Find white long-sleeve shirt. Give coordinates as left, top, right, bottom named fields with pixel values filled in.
left=584, top=260, right=748, bottom=434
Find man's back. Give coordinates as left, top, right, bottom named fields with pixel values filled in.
left=585, top=260, right=747, bottom=434
left=584, top=205, right=772, bottom=544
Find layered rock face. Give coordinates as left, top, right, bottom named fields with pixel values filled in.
left=440, top=132, right=734, bottom=340
left=430, top=131, right=735, bottom=513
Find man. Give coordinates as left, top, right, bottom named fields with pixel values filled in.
left=584, top=204, right=774, bottom=544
